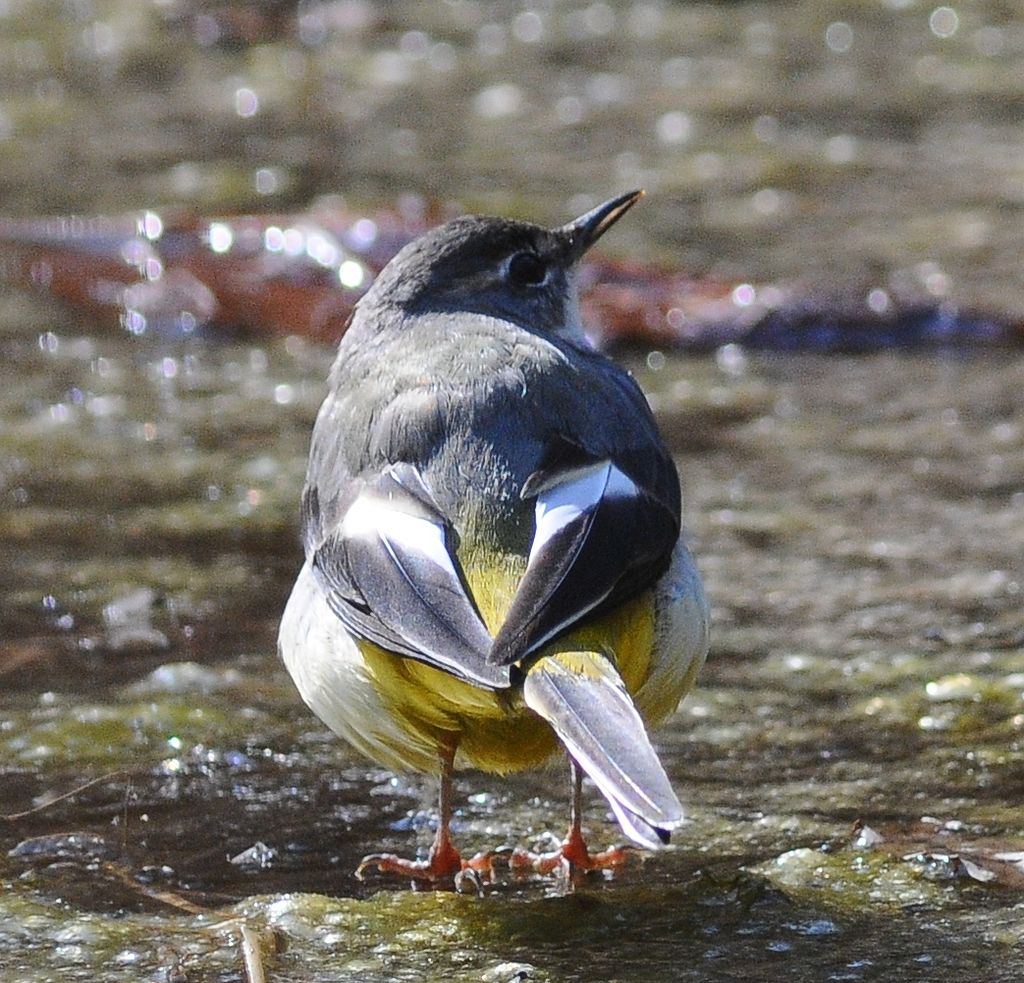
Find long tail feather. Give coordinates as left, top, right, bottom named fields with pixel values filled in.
left=522, top=650, right=683, bottom=848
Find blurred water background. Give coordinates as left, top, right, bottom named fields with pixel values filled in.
left=0, top=2, right=1023, bottom=982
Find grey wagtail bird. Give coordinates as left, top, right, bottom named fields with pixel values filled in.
left=279, top=190, right=709, bottom=886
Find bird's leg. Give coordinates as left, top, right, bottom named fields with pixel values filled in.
left=356, top=744, right=466, bottom=885
left=559, top=757, right=593, bottom=869
left=563, top=757, right=634, bottom=871
left=510, top=756, right=633, bottom=876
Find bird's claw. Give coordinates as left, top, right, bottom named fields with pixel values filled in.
left=355, top=836, right=635, bottom=890
left=355, top=850, right=462, bottom=884
left=454, top=866, right=485, bottom=896
left=509, top=839, right=636, bottom=876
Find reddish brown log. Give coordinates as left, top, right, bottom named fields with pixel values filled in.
left=0, top=208, right=1018, bottom=351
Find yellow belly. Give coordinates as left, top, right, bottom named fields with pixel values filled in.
left=358, top=549, right=658, bottom=775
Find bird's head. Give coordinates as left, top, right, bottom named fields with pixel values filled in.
left=360, top=190, right=644, bottom=343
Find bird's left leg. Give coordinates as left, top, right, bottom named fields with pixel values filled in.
left=356, top=743, right=465, bottom=885
left=511, top=756, right=633, bottom=876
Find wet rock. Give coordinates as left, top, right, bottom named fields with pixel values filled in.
left=9, top=832, right=118, bottom=862
left=102, top=588, right=169, bottom=653
left=229, top=841, right=278, bottom=871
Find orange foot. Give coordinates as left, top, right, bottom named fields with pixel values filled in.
left=355, top=838, right=506, bottom=894
left=507, top=827, right=635, bottom=877
left=355, top=829, right=634, bottom=890
left=356, top=832, right=461, bottom=882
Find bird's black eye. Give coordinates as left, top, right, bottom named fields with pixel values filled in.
left=506, top=251, right=547, bottom=287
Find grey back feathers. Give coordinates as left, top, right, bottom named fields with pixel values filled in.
left=301, top=200, right=681, bottom=685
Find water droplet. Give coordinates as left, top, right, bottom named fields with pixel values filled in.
left=751, top=187, right=781, bottom=215
left=208, top=222, right=234, bottom=254
left=139, top=210, right=163, bottom=240
left=254, top=168, right=279, bottom=195
left=234, top=86, right=259, bottom=118
left=929, top=6, right=959, bottom=38
left=474, top=83, right=523, bottom=118
left=656, top=111, right=692, bottom=145
left=512, top=10, right=544, bottom=44
left=825, top=21, right=854, bottom=53
left=716, top=343, right=748, bottom=375
left=825, top=134, right=857, bottom=163
left=339, top=260, right=365, bottom=289
left=867, top=288, right=891, bottom=313
left=732, top=284, right=756, bottom=307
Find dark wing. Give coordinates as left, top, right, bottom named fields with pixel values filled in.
left=308, top=463, right=511, bottom=690
left=488, top=437, right=681, bottom=667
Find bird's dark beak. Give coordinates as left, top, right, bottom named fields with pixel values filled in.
left=561, top=189, right=644, bottom=264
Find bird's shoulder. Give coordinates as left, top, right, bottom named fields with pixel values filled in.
left=307, top=313, right=676, bottom=531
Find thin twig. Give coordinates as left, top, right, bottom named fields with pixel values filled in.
left=0, top=768, right=143, bottom=821
left=101, top=859, right=208, bottom=915
left=105, top=862, right=274, bottom=980
left=238, top=922, right=267, bottom=983
left=4, top=766, right=275, bottom=980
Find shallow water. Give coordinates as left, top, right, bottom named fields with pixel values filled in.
left=1, top=2, right=1023, bottom=981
